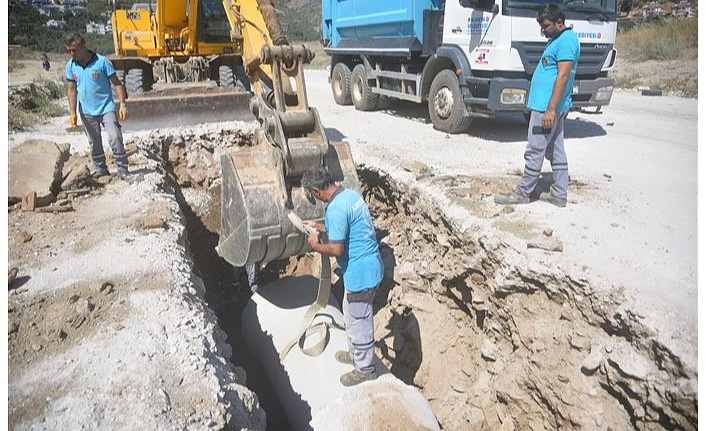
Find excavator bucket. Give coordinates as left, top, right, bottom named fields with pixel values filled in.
left=121, top=84, right=255, bottom=131
left=217, top=139, right=359, bottom=267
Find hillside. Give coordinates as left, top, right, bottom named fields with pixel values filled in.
left=278, top=0, right=323, bottom=41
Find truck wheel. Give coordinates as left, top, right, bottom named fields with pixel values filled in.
left=428, top=69, right=472, bottom=134
left=375, top=95, right=392, bottom=110
left=331, top=63, right=352, bottom=105
left=351, top=64, right=379, bottom=111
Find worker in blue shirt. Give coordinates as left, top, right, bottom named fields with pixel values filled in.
left=302, top=167, right=384, bottom=387
left=495, top=4, right=580, bottom=208
left=65, top=33, right=130, bottom=179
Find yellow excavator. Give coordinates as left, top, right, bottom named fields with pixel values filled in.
left=113, top=0, right=359, bottom=265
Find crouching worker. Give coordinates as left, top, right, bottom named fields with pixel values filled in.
left=301, top=167, right=384, bottom=387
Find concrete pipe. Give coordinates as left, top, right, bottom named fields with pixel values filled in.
left=241, top=275, right=440, bottom=431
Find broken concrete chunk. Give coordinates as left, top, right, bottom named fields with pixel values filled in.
left=527, top=238, right=563, bottom=252
left=14, top=231, right=32, bottom=244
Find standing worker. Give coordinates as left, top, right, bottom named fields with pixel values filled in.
left=41, top=52, right=51, bottom=71
left=65, top=33, right=130, bottom=179
left=495, top=4, right=579, bottom=208
left=301, top=167, right=384, bottom=387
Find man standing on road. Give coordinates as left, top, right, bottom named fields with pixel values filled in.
left=65, top=33, right=130, bottom=179
left=495, top=4, right=579, bottom=208
left=301, top=167, right=384, bottom=387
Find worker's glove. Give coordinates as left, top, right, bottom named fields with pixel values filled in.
left=119, top=103, right=129, bottom=121
left=69, top=114, right=78, bottom=128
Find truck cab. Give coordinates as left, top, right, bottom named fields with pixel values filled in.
left=322, top=0, right=617, bottom=133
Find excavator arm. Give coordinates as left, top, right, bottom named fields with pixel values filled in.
left=216, top=0, right=359, bottom=267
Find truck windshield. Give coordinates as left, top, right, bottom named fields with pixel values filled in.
left=505, top=0, right=617, bottom=20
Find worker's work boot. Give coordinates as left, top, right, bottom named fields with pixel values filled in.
left=92, top=168, right=110, bottom=179
left=494, top=190, right=530, bottom=205
left=340, top=369, right=377, bottom=387
left=335, top=350, right=354, bottom=365
left=539, top=192, right=567, bottom=208
left=116, top=168, right=129, bottom=180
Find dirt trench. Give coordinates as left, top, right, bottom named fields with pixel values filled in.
left=133, top=126, right=696, bottom=431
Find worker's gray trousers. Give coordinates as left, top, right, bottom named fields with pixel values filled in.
left=343, top=287, right=376, bottom=374
left=516, top=110, right=569, bottom=199
left=80, top=110, right=128, bottom=172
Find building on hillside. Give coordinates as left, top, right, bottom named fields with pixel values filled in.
left=44, top=18, right=67, bottom=29
left=671, top=0, right=695, bottom=17
left=86, top=21, right=110, bottom=34
left=642, top=1, right=666, bottom=18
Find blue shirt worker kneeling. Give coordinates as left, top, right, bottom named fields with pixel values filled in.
left=495, top=3, right=579, bottom=208
left=301, top=167, right=384, bottom=387
left=65, top=33, right=130, bottom=180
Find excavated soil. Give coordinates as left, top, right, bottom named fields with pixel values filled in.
left=7, top=62, right=697, bottom=430
left=134, top=126, right=696, bottom=430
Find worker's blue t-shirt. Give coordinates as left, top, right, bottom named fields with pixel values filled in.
left=527, top=28, right=580, bottom=113
left=65, top=52, right=117, bottom=116
left=325, top=188, right=383, bottom=292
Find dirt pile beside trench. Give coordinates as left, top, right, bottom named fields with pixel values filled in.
left=8, top=136, right=265, bottom=430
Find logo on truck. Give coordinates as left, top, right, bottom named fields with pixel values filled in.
left=576, top=32, right=602, bottom=39
left=467, top=16, right=490, bottom=34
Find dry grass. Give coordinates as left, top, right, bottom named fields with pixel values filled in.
left=611, top=18, right=698, bottom=97
left=617, top=18, right=698, bottom=61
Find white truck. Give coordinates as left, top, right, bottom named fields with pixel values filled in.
left=322, top=0, right=617, bottom=133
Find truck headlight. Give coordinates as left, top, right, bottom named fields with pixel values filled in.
left=596, top=85, right=613, bottom=102
left=501, top=89, right=526, bottom=105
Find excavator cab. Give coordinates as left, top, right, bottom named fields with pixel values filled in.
left=216, top=1, right=359, bottom=266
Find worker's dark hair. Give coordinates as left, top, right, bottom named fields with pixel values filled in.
left=65, top=33, right=86, bottom=47
left=537, top=4, right=565, bottom=23
left=301, top=167, right=335, bottom=191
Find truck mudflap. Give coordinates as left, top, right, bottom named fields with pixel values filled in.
left=217, top=140, right=359, bottom=267
left=120, top=84, right=255, bottom=131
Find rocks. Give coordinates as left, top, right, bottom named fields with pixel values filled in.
left=581, top=347, right=604, bottom=374
left=9, top=139, right=66, bottom=206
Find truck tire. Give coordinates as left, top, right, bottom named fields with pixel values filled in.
left=350, top=64, right=379, bottom=111
left=375, top=95, right=392, bottom=110
left=428, top=69, right=472, bottom=134
left=331, top=63, right=352, bottom=105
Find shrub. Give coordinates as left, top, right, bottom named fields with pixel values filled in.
left=8, top=79, right=68, bottom=131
